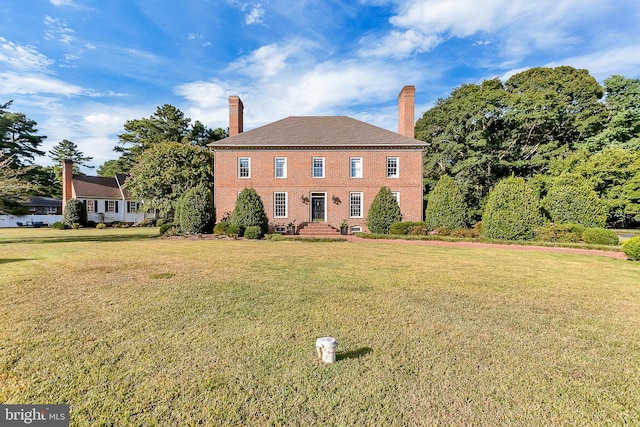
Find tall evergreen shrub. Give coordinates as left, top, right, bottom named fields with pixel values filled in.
left=543, top=174, right=607, bottom=228
left=482, top=177, right=543, bottom=240
left=425, top=175, right=468, bottom=230
left=178, top=184, right=215, bottom=234
left=367, top=186, right=402, bottom=234
left=62, top=199, right=87, bottom=226
left=231, top=188, right=268, bottom=235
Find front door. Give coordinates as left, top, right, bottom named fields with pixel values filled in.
left=311, top=193, right=325, bottom=222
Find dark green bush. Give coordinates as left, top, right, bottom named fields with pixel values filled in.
left=213, top=222, right=229, bottom=236
left=231, top=188, right=268, bottom=235
left=62, top=199, right=87, bottom=226
left=52, top=221, right=67, bottom=230
left=389, top=221, right=420, bottom=235
left=582, top=228, right=619, bottom=245
left=156, top=219, right=168, bottom=228
left=226, top=223, right=240, bottom=238
left=482, top=177, right=544, bottom=241
left=367, top=186, right=402, bottom=234
left=178, top=184, right=215, bottom=234
left=425, top=175, right=467, bottom=230
left=543, top=174, right=607, bottom=228
left=159, top=222, right=176, bottom=235
left=244, top=225, right=263, bottom=239
left=535, top=223, right=585, bottom=243
left=622, top=236, right=640, bottom=260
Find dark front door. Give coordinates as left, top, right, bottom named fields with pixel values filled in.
left=311, top=195, right=325, bottom=222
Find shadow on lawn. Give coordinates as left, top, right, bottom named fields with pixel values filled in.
left=0, top=232, right=155, bottom=245
left=0, top=258, right=37, bottom=264
left=336, top=347, right=373, bottom=361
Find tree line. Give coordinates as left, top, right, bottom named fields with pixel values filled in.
left=416, top=66, right=640, bottom=228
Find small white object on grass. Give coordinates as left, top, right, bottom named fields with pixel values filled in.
left=315, top=337, right=338, bottom=363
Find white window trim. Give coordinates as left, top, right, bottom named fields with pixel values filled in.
left=107, top=200, right=117, bottom=213
left=387, top=157, right=399, bottom=178
left=350, top=225, right=363, bottom=233
left=350, top=157, right=363, bottom=179
left=86, top=200, right=95, bottom=213
left=274, top=157, right=287, bottom=179
left=349, top=191, right=363, bottom=218
left=312, top=157, right=325, bottom=178
left=238, top=157, right=251, bottom=179
left=274, top=192, right=288, bottom=218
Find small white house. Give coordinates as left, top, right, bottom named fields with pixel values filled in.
left=62, top=159, right=155, bottom=225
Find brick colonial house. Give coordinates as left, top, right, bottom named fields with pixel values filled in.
left=209, top=86, right=428, bottom=234
left=62, top=160, right=155, bottom=225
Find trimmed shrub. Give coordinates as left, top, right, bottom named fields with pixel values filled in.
left=231, top=188, right=268, bottom=235
left=159, top=222, right=175, bottom=235
left=213, top=222, right=229, bottom=236
left=62, top=199, right=87, bottom=227
left=543, top=174, right=607, bottom=228
left=535, top=223, right=585, bottom=243
left=96, top=223, right=107, bottom=229
left=622, top=236, right=640, bottom=260
left=52, top=221, right=67, bottom=230
left=244, top=225, right=263, bottom=239
left=226, top=223, right=240, bottom=238
left=389, top=221, right=417, bottom=235
left=178, top=184, right=215, bottom=234
left=367, top=186, right=402, bottom=234
left=482, top=177, right=544, bottom=241
left=425, top=175, right=468, bottom=230
left=582, top=228, right=619, bottom=245
left=408, top=223, right=428, bottom=235
left=156, top=219, right=168, bottom=228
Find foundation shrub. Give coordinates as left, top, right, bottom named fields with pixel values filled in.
left=244, top=225, right=263, bottom=240
left=408, top=222, right=428, bottom=235
left=622, top=236, right=640, bottom=260
left=159, top=222, right=176, bottom=235
left=213, top=222, right=229, bottom=236
left=449, top=228, right=480, bottom=238
left=177, top=184, right=215, bottom=234
left=389, top=221, right=417, bottom=235
left=535, top=223, right=585, bottom=243
left=231, top=188, right=268, bottom=235
left=367, top=186, right=402, bottom=234
left=52, top=221, right=67, bottom=230
left=425, top=175, right=468, bottom=230
left=582, top=228, right=619, bottom=245
left=482, top=177, right=544, bottom=241
left=226, top=223, right=240, bottom=238
left=62, top=199, right=87, bottom=227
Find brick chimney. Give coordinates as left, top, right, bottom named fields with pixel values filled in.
left=62, top=159, right=73, bottom=210
left=229, top=96, right=244, bottom=137
left=398, top=85, right=416, bottom=139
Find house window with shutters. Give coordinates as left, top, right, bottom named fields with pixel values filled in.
left=127, top=201, right=140, bottom=213
left=86, top=199, right=96, bottom=213
left=106, top=200, right=118, bottom=213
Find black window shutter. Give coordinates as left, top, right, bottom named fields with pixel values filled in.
left=95, top=200, right=98, bottom=212
left=104, top=200, right=108, bottom=212
left=115, top=201, right=119, bottom=213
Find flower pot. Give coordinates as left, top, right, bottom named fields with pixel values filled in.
left=340, top=227, right=348, bottom=235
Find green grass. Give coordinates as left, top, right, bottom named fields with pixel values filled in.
left=1, top=228, right=640, bottom=425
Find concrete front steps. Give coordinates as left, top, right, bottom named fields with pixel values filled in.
left=296, top=222, right=342, bottom=236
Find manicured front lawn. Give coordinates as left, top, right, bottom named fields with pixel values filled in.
left=1, top=228, right=639, bottom=425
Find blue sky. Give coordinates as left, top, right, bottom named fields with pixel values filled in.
left=1, top=0, right=639, bottom=172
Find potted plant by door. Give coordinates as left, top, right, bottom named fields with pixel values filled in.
left=287, top=220, right=297, bottom=235
left=340, top=219, right=349, bottom=235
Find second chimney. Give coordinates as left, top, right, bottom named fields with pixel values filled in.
left=398, top=86, right=416, bottom=139
left=229, top=96, right=244, bottom=137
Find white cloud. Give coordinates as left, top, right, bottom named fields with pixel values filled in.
left=245, top=4, right=265, bottom=25
left=359, top=29, right=441, bottom=59
left=0, top=37, right=53, bottom=71
left=44, top=16, right=76, bottom=45
left=49, top=0, right=76, bottom=6
left=228, top=42, right=305, bottom=78
left=0, top=72, right=83, bottom=95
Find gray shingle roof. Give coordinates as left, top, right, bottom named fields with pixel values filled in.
left=209, top=116, right=428, bottom=149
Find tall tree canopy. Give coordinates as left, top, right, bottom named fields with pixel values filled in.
left=124, top=141, right=214, bottom=215
left=0, top=100, right=46, bottom=168
left=416, top=66, right=613, bottom=220
left=114, top=104, right=226, bottom=171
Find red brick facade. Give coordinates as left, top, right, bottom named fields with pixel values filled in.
left=210, top=87, right=427, bottom=233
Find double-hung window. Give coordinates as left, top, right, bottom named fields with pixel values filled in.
left=106, top=200, right=118, bottom=213
left=349, top=192, right=363, bottom=218
left=127, top=201, right=140, bottom=213
left=274, top=192, right=287, bottom=218
left=387, top=157, right=399, bottom=178
left=238, top=157, right=251, bottom=178
left=86, top=199, right=96, bottom=213
left=350, top=157, right=362, bottom=178
left=274, top=157, right=287, bottom=178
left=312, top=157, right=325, bottom=178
